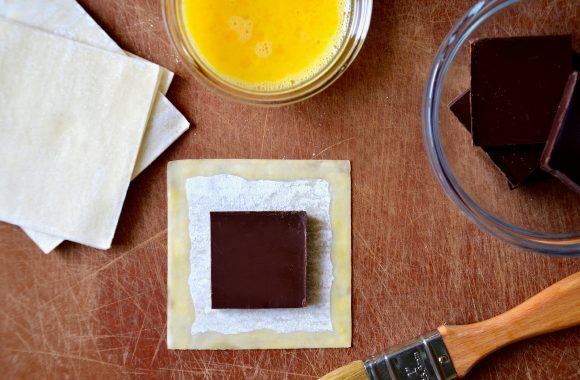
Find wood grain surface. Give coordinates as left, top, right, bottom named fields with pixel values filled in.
left=1, top=1, right=579, bottom=379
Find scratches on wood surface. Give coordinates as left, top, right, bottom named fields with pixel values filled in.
left=259, top=109, right=270, bottom=159
left=312, top=137, right=354, bottom=159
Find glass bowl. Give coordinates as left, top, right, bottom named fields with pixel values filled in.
left=422, top=0, right=580, bottom=256
left=162, top=0, right=372, bottom=106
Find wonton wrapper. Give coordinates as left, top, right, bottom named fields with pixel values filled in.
left=167, top=160, right=351, bottom=349
left=0, top=19, right=160, bottom=249
left=0, top=0, right=190, bottom=252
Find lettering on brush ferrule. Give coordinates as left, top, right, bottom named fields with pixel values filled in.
left=364, top=331, right=457, bottom=380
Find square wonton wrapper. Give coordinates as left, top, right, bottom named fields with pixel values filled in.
left=167, top=160, right=351, bottom=349
left=0, top=0, right=190, bottom=252
left=0, top=19, right=160, bottom=249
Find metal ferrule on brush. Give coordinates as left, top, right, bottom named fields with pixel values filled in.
left=363, top=331, right=457, bottom=380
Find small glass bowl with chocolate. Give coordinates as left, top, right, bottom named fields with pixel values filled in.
left=422, top=0, right=580, bottom=255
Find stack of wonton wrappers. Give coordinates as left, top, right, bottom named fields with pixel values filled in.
left=0, top=0, right=190, bottom=253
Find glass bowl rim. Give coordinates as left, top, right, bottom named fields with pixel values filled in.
left=162, top=0, right=373, bottom=106
left=421, top=0, right=580, bottom=256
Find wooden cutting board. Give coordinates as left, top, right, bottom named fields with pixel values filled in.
left=1, top=1, right=579, bottom=378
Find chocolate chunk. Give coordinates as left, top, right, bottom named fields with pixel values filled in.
left=471, top=35, right=573, bottom=147
left=485, top=147, right=549, bottom=189
left=541, top=72, right=580, bottom=194
left=449, top=89, right=472, bottom=131
left=449, top=90, right=548, bottom=188
left=210, top=211, right=307, bottom=309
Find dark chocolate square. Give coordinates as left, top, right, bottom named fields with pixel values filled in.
left=471, top=35, right=572, bottom=147
left=541, top=72, right=580, bottom=194
left=449, top=90, right=548, bottom=188
left=210, top=211, right=307, bottom=309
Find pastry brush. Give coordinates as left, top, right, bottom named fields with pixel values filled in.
left=320, top=271, right=580, bottom=380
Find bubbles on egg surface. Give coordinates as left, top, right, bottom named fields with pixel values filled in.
left=214, top=0, right=353, bottom=92
left=229, top=16, right=253, bottom=42
left=254, top=40, right=273, bottom=58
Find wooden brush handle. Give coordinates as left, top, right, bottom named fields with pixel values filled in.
left=438, top=271, right=580, bottom=377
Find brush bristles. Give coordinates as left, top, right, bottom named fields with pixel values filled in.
left=319, top=360, right=368, bottom=380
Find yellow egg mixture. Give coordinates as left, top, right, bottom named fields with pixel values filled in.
left=182, top=0, right=350, bottom=91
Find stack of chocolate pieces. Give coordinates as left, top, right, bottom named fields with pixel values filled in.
left=449, top=35, right=579, bottom=193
